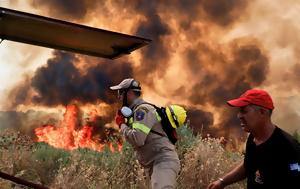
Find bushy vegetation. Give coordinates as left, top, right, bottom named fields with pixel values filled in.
left=0, top=126, right=247, bottom=189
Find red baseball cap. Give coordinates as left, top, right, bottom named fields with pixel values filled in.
left=227, top=89, right=274, bottom=110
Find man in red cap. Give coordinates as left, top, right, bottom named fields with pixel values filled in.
left=207, top=89, right=300, bottom=189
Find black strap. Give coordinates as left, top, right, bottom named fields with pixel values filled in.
left=122, top=90, right=128, bottom=106
left=122, top=79, right=141, bottom=107
left=168, top=106, right=180, bottom=127
left=128, top=79, right=141, bottom=91
left=135, top=102, right=158, bottom=109
left=131, top=102, right=158, bottom=115
left=133, top=102, right=167, bottom=137
left=150, top=130, right=165, bottom=137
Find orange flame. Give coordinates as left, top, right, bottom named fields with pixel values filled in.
left=34, top=104, right=121, bottom=152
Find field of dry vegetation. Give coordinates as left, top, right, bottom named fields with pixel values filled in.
left=0, top=126, right=253, bottom=189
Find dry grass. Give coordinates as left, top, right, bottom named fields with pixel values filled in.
left=177, top=136, right=245, bottom=189
left=0, top=127, right=246, bottom=189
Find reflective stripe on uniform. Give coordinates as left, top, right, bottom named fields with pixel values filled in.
left=132, top=122, right=151, bottom=134
left=155, top=112, right=161, bottom=122
left=128, top=117, right=134, bottom=124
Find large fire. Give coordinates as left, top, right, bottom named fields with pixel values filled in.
left=34, top=104, right=121, bottom=152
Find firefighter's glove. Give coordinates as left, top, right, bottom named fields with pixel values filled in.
left=115, top=110, right=125, bottom=128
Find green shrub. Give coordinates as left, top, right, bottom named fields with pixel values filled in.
left=176, top=125, right=198, bottom=159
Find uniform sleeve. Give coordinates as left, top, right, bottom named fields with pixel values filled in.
left=286, top=142, right=300, bottom=185
left=120, top=105, right=157, bottom=147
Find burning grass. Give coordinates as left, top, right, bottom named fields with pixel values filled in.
left=34, top=104, right=122, bottom=152
left=0, top=126, right=246, bottom=189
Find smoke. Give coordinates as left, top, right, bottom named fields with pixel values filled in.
left=186, top=41, right=269, bottom=133
left=186, top=108, right=215, bottom=135
left=186, top=43, right=268, bottom=113
left=10, top=51, right=133, bottom=107
left=200, top=0, right=248, bottom=26
left=8, top=77, right=32, bottom=107
left=30, top=0, right=93, bottom=21
left=5, top=0, right=283, bottom=140
left=128, top=1, right=172, bottom=85
left=0, top=110, right=60, bottom=134
left=117, top=0, right=249, bottom=86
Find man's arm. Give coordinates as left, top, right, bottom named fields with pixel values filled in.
left=120, top=105, right=157, bottom=147
left=207, top=161, right=246, bottom=189
left=120, top=123, right=148, bottom=147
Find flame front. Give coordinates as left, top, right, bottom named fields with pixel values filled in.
left=35, top=104, right=121, bottom=152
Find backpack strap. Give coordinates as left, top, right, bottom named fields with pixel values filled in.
left=142, top=103, right=178, bottom=144
left=150, top=129, right=165, bottom=137
left=133, top=102, right=167, bottom=137
left=133, top=102, right=158, bottom=111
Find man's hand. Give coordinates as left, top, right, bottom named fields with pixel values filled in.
left=207, top=161, right=246, bottom=189
left=207, top=180, right=224, bottom=189
left=115, top=110, right=125, bottom=127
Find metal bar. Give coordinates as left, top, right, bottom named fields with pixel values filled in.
left=0, top=171, right=49, bottom=189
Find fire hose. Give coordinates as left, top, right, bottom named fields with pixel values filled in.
left=0, top=171, right=49, bottom=189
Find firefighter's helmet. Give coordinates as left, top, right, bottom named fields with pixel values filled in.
left=166, top=105, right=187, bottom=128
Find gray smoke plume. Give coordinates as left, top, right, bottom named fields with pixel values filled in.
left=11, top=51, right=133, bottom=106
left=8, top=0, right=272, bottom=140
left=30, top=0, right=92, bottom=20
left=186, top=108, right=215, bottom=135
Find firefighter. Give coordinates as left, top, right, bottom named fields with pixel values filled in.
left=110, top=78, right=184, bottom=189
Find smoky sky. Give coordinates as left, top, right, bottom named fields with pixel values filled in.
left=132, top=1, right=172, bottom=85
left=8, top=1, right=272, bottom=138
left=156, top=0, right=249, bottom=33
left=12, top=51, right=133, bottom=106
left=186, top=108, right=215, bottom=135
left=187, top=42, right=269, bottom=134
left=0, top=110, right=59, bottom=134
left=30, top=0, right=91, bottom=20
left=188, top=43, right=269, bottom=106
left=113, top=0, right=250, bottom=88
left=200, top=0, right=248, bottom=26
